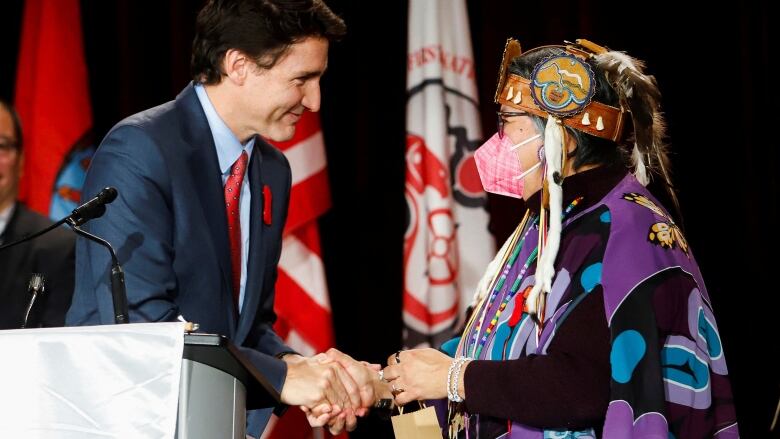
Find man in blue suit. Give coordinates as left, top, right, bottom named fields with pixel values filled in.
left=66, top=0, right=378, bottom=435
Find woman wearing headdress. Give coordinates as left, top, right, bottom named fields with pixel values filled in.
left=380, top=39, right=739, bottom=438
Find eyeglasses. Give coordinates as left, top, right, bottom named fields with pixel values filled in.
left=496, top=111, right=527, bottom=139
left=0, top=138, right=19, bottom=156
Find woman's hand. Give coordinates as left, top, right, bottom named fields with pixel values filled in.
left=382, top=348, right=464, bottom=406
left=303, top=349, right=395, bottom=434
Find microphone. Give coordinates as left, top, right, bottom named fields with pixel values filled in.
left=0, top=186, right=129, bottom=325
left=66, top=187, right=128, bottom=324
left=0, top=187, right=117, bottom=253
left=67, top=187, right=118, bottom=227
left=22, top=273, right=45, bottom=329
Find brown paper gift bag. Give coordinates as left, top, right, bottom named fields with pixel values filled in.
left=390, top=402, right=442, bottom=439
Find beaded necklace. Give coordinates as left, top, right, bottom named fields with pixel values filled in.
left=456, top=212, right=531, bottom=361
left=535, top=196, right=583, bottom=329
left=465, top=215, right=537, bottom=355
left=473, top=246, right=538, bottom=359
left=465, top=196, right=584, bottom=359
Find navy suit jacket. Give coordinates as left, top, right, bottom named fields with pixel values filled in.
left=0, top=203, right=75, bottom=329
left=66, top=84, right=293, bottom=433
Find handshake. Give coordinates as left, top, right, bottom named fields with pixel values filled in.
left=279, top=347, right=461, bottom=434
left=279, top=348, right=392, bottom=434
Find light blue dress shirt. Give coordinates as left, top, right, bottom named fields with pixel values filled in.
left=0, top=203, right=15, bottom=243
left=194, top=84, right=254, bottom=312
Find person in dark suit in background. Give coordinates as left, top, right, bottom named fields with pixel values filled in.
left=0, top=98, right=75, bottom=329
left=65, top=0, right=386, bottom=436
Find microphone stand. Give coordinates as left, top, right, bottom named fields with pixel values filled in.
left=0, top=187, right=128, bottom=325
left=69, top=225, right=129, bottom=324
left=0, top=187, right=115, bottom=253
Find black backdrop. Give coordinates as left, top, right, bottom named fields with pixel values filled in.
left=1, top=1, right=776, bottom=437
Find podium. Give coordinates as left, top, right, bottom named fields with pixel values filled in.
left=0, top=323, right=280, bottom=439
left=179, top=333, right=280, bottom=439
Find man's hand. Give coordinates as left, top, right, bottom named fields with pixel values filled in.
left=279, top=354, right=360, bottom=417
left=301, top=403, right=348, bottom=435
left=324, top=348, right=383, bottom=410
left=300, top=349, right=396, bottom=435
left=312, top=348, right=394, bottom=435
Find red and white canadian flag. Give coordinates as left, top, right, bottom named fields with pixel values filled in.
left=262, top=113, right=345, bottom=439
left=403, top=0, right=495, bottom=348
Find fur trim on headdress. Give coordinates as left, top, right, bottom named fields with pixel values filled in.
left=527, top=116, right=565, bottom=318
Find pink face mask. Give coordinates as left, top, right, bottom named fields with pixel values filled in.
left=474, top=132, right=543, bottom=199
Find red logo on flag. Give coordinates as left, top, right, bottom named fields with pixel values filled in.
left=403, top=134, right=460, bottom=333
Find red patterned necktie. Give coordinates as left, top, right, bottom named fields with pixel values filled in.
left=225, top=151, right=248, bottom=309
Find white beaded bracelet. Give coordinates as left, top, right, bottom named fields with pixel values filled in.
left=451, top=358, right=468, bottom=402
left=447, top=357, right=471, bottom=402
left=446, top=358, right=458, bottom=401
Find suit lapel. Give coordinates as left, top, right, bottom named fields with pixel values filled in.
left=0, top=207, right=33, bottom=320
left=176, top=85, right=238, bottom=330
left=235, top=142, right=267, bottom=342
left=0, top=206, right=28, bottom=280
left=0, top=238, right=26, bottom=297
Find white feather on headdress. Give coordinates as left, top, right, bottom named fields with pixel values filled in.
left=632, top=144, right=650, bottom=186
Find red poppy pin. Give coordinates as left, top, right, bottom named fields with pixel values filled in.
left=263, top=185, right=272, bottom=226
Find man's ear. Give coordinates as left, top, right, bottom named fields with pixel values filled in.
left=222, top=49, right=250, bottom=86
left=17, top=150, right=24, bottom=179
left=565, top=129, right=578, bottom=156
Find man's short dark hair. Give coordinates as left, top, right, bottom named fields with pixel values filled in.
left=0, top=98, right=23, bottom=152
left=191, top=0, right=346, bottom=85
